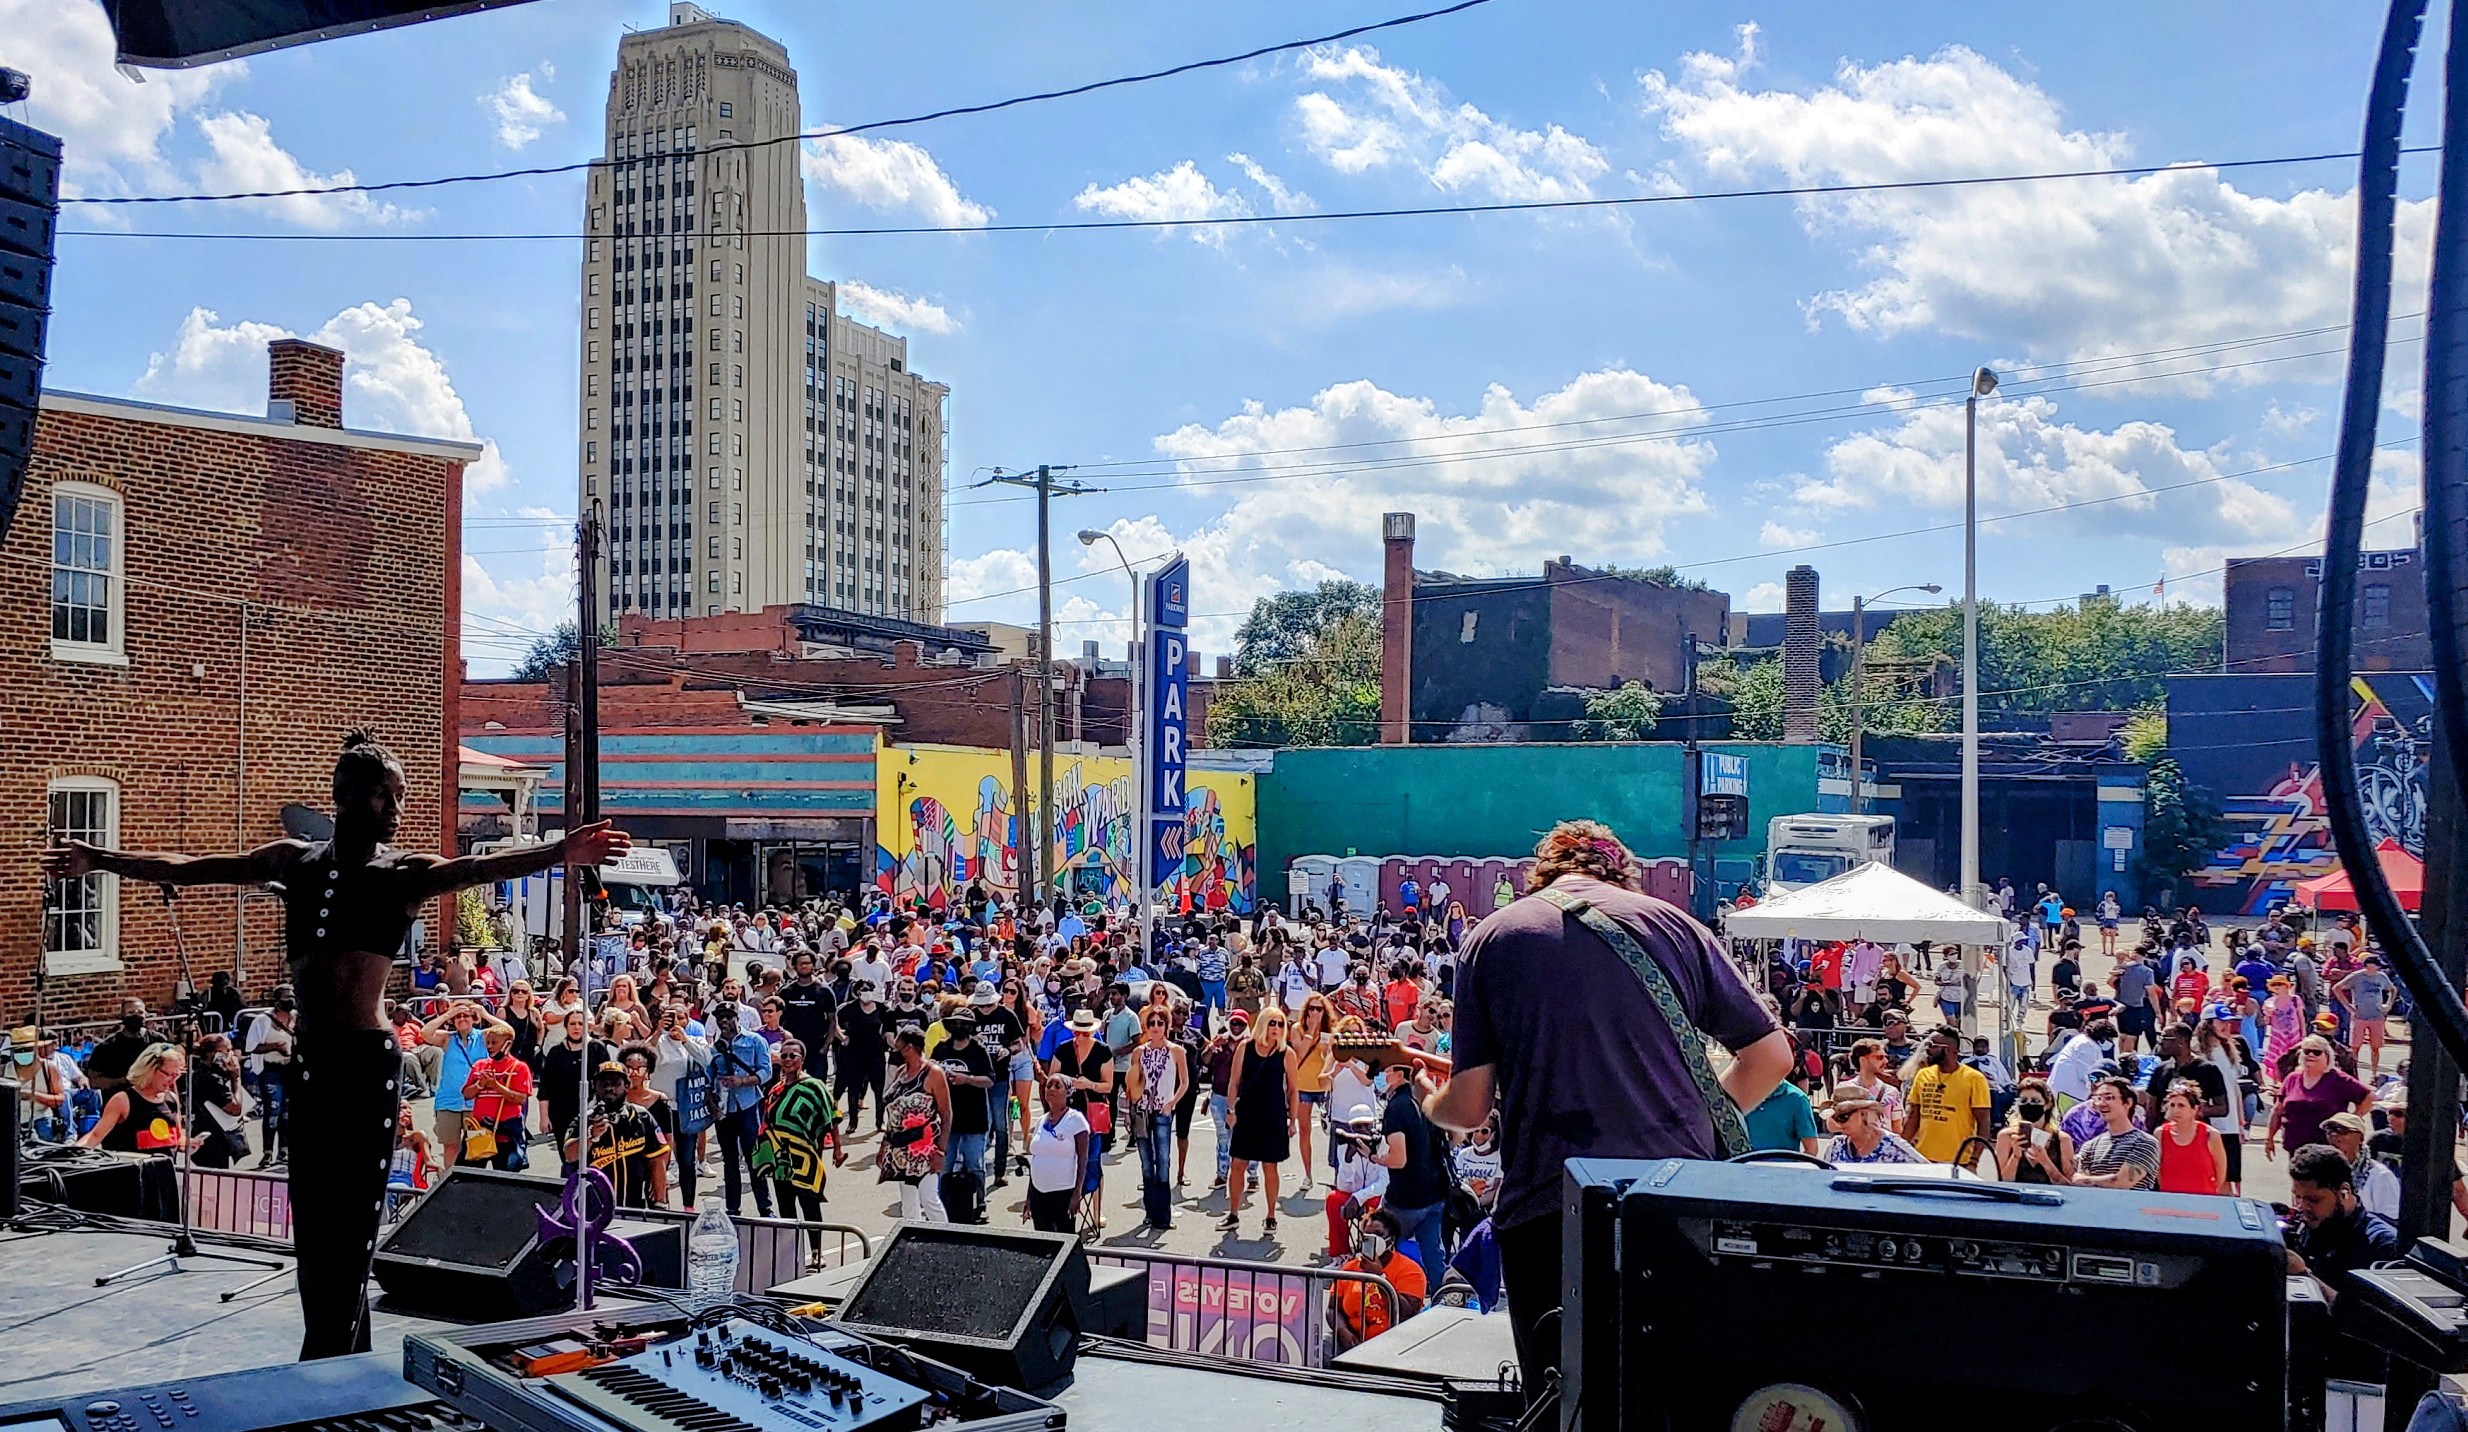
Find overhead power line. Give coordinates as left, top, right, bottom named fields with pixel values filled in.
left=58, top=0, right=1503, bottom=209
left=57, top=146, right=2441, bottom=243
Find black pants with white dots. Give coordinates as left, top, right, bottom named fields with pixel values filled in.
left=289, top=1030, right=403, bottom=1360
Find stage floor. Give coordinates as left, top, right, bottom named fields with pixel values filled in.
left=0, top=1228, right=450, bottom=1408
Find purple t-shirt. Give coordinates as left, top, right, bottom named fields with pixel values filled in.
left=1452, top=875, right=1780, bottom=1229
left=2279, top=1067, right=2370, bottom=1152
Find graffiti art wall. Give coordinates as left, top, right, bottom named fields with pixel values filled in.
left=875, top=744, right=1256, bottom=914
left=2166, top=672, right=2430, bottom=914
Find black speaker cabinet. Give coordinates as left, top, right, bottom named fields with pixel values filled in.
left=830, top=1224, right=1088, bottom=1389
left=371, top=1168, right=572, bottom=1316
left=1, top=1080, right=18, bottom=1225
left=1566, top=1158, right=2288, bottom=1432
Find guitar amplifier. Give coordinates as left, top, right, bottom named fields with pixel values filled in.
left=1566, top=1159, right=2289, bottom=1432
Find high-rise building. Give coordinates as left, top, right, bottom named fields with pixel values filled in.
left=578, top=2, right=948, bottom=627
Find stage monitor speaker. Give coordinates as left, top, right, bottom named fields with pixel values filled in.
left=1566, top=1158, right=2288, bottom=1432
left=372, top=1168, right=572, bottom=1316
left=830, top=1224, right=1087, bottom=1389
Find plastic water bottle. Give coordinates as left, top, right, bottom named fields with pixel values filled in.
left=687, top=1198, right=739, bottom=1298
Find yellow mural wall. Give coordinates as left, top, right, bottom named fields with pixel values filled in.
left=874, top=743, right=1257, bottom=913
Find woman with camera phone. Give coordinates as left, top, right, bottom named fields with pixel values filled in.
left=1994, top=1077, right=2076, bottom=1184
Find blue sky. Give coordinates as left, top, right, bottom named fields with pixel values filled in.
left=3, top=0, right=2443, bottom=672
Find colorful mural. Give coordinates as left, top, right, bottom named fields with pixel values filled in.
left=875, top=744, right=1256, bottom=914
left=2170, top=672, right=2430, bottom=915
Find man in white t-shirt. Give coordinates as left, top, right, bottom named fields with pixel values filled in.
left=848, top=944, right=894, bottom=1000
left=1315, top=940, right=1351, bottom=991
left=2046, top=1020, right=2116, bottom=1108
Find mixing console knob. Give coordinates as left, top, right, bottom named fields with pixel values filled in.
left=1877, top=1239, right=1897, bottom=1261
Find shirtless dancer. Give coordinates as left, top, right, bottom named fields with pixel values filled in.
left=43, top=730, right=626, bottom=1359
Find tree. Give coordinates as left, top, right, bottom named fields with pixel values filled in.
left=1862, top=600, right=2222, bottom=720
left=514, top=622, right=580, bottom=682
left=1572, top=681, right=1660, bottom=740
left=2136, top=758, right=2229, bottom=902
left=2119, top=708, right=2168, bottom=764
left=511, top=621, right=620, bottom=683
left=1230, top=580, right=1381, bottom=677
left=1207, top=608, right=1383, bottom=747
left=1599, top=564, right=1713, bottom=593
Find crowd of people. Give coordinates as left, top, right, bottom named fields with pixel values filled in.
left=1739, top=881, right=2444, bottom=1279
left=8, top=849, right=2449, bottom=1360
left=7, top=874, right=1507, bottom=1331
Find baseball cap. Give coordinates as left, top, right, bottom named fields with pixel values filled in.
left=2319, top=1112, right=2371, bottom=1138
left=2313, top=1013, right=2341, bottom=1031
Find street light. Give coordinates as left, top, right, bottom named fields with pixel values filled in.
left=1079, top=529, right=1147, bottom=949
left=1960, top=366, right=1998, bottom=914
left=1847, top=583, right=1941, bottom=814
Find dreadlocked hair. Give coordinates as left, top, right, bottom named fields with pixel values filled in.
left=1527, top=819, right=1637, bottom=891
left=332, top=726, right=400, bottom=801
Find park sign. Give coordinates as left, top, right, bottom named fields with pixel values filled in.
left=1145, top=556, right=1191, bottom=889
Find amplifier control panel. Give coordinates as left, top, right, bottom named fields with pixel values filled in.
left=1703, top=1219, right=2180, bottom=1288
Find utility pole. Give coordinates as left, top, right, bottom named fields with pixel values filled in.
left=1849, top=595, right=1866, bottom=817
left=980, top=464, right=1097, bottom=909
left=1682, top=630, right=1703, bottom=919
left=568, top=502, right=604, bottom=1314
left=1009, top=668, right=1033, bottom=899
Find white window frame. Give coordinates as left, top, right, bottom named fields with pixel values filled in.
left=51, top=483, right=126, bottom=666
left=45, top=776, right=122, bottom=975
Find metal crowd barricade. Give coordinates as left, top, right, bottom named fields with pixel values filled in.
left=162, top=1167, right=873, bottom=1291
left=183, top=1164, right=294, bottom=1239
left=620, top=1207, right=874, bottom=1293
left=1082, top=1247, right=1403, bottom=1369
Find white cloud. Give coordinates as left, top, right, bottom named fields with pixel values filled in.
left=945, top=549, right=1041, bottom=608
left=1641, top=30, right=2433, bottom=386
left=483, top=69, right=565, bottom=150
left=1759, top=520, right=1820, bottom=548
left=1, top=0, right=232, bottom=194
left=1802, top=388, right=2302, bottom=549
left=1073, top=160, right=1252, bottom=246
left=2262, top=401, right=2320, bottom=439
left=803, top=131, right=991, bottom=227
left=193, top=111, right=419, bottom=227
left=1295, top=45, right=1609, bottom=201
left=1741, top=580, right=1787, bottom=611
left=1015, top=369, right=1718, bottom=652
left=133, top=299, right=507, bottom=491
left=463, top=534, right=575, bottom=677
left=1294, top=263, right=1473, bottom=322
left=835, top=280, right=959, bottom=336
left=952, top=369, right=1717, bottom=653
left=1227, top=152, right=1313, bottom=213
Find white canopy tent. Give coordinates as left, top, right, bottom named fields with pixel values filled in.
left=1724, top=861, right=2011, bottom=946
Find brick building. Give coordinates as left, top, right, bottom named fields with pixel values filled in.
left=4, top=340, right=477, bottom=1022
left=1378, top=512, right=1731, bottom=743
left=2223, top=547, right=2431, bottom=673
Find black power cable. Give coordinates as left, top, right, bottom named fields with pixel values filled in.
left=2317, top=0, right=2468, bottom=1077
left=2427, top=12, right=2468, bottom=805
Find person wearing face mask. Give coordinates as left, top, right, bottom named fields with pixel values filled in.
left=1330, top=1207, right=1428, bottom=1352
left=1372, top=1055, right=1453, bottom=1296
left=1993, top=1077, right=2075, bottom=1184
left=834, top=982, right=888, bottom=1133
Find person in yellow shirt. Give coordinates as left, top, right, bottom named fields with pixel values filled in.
left=1900, top=1027, right=1992, bottom=1163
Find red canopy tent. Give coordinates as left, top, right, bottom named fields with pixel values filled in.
left=2294, top=837, right=2424, bottom=913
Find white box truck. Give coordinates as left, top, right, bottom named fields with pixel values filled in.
left=1763, top=814, right=1896, bottom=896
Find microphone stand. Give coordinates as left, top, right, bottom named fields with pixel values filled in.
left=95, top=887, right=287, bottom=1288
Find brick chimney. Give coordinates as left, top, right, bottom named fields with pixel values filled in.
left=1380, top=513, right=1416, bottom=744
left=268, top=339, right=345, bottom=428
left=1782, top=564, right=1820, bottom=744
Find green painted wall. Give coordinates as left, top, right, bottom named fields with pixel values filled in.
left=1256, top=741, right=1837, bottom=891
